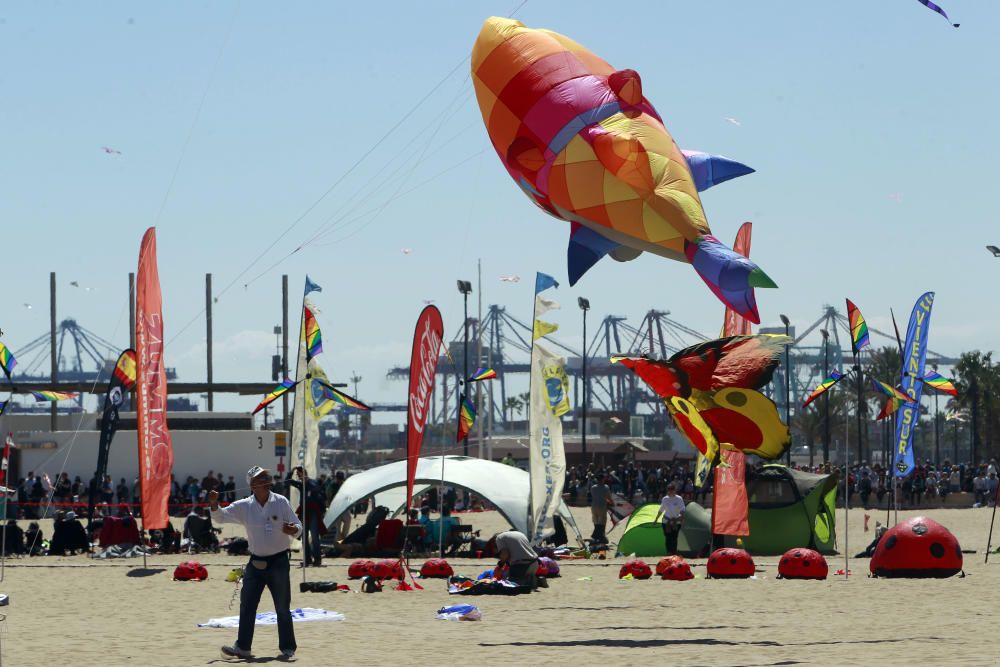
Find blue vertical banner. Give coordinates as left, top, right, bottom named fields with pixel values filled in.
left=893, top=292, right=935, bottom=477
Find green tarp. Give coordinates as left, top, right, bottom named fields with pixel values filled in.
left=738, top=465, right=838, bottom=555
left=616, top=501, right=712, bottom=557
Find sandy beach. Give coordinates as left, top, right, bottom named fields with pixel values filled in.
left=1, top=504, right=996, bottom=667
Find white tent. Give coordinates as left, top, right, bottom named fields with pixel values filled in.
left=322, top=456, right=582, bottom=542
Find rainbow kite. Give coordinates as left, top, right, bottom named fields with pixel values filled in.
left=920, top=371, right=958, bottom=396
left=30, top=390, right=78, bottom=402
left=253, top=379, right=297, bottom=415
left=113, top=349, right=138, bottom=390
left=304, top=306, right=323, bottom=362
left=318, top=381, right=371, bottom=411
left=870, top=379, right=913, bottom=421
left=0, top=342, right=17, bottom=378
left=845, top=299, right=870, bottom=355
left=803, top=370, right=845, bottom=408
left=467, top=368, right=497, bottom=383
left=456, top=393, right=476, bottom=442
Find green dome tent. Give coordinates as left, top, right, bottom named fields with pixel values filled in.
left=616, top=501, right=712, bottom=557
left=739, top=465, right=838, bottom=555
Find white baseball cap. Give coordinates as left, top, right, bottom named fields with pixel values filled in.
left=246, top=466, right=270, bottom=485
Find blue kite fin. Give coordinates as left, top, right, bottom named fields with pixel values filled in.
left=681, top=150, right=755, bottom=192
left=567, top=223, right=620, bottom=286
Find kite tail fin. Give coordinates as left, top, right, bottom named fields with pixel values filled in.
left=685, top=235, right=776, bottom=325
left=681, top=150, right=755, bottom=192
left=567, top=223, right=621, bottom=286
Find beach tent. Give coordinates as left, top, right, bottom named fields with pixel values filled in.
left=739, top=465, right=837, bottom=554
left=616, top=502, right=712, bottom=557
left=322, top=456, right=583, bottom=543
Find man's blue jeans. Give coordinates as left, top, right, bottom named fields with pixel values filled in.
left=236, top=551, right=296, bottom=653
left=304, top=513, right=322, bottom=565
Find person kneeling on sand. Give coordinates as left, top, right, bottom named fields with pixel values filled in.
left=490, top=530, right=543, bottom=590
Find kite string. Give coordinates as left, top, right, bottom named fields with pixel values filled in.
left=153, top=0, right=242, bottom=228
left=211, top=0, right=530, bottom=298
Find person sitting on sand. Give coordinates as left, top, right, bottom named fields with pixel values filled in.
left=24, top=521, right=44, bottom=556
left=3, top=519, right=25, bottom=555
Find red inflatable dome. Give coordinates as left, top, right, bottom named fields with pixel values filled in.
left=373, top=558, right=405, bottom=580
left=870, top=516, right=963, bottom=578
left=619, top=558, right=652, bottom=579
left=706, top=548, right=755, bottom=579
left=173, top=560, right=208, bottom=581
left=777, top=548, right=828, bottom=580
left=420, top=558, right=454, bottom=578
left=657, top=556, right=694, bottom=581
left=348, top=559, right=376, bottom=579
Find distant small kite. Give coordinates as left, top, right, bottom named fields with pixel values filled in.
left=401, top=248, right=412, bottom=255
left=23, top=303, right=32, bottom=309
left=888, top=193, right=904, bottom=203
left=725, top=117, right=742, bottom=126
left=101, top=146, right=122, bottom=155
left=422, top=299, right=436, bottom=305
left=499, top=275, right=520, bottom=283
left=916, top=0, right=959, bottom=27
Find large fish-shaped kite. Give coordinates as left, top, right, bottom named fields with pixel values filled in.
left=472, top=18, right=774, bottom=323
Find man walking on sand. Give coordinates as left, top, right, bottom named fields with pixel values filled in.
left=209, top=466, right=302, bottom=661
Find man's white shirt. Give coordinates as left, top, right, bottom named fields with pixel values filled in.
left=210, top=491, right=302, bottom=557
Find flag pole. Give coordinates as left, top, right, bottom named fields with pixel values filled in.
left=985, top=481, right=1000, bottom=564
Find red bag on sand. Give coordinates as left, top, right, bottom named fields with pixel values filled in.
left=420, top=558, right=454, bottom=578
left=777, top=548, right=828, bottom=580
left=706, top=548, right=754, bottom=579
left=173, top=560, right=208, bottom=581
left=348, top=559, right=376, bottom=579
left=657, top=556, right=693, bottom=581
left=619, top=558, right=652, bottom=579
left=373, top=558, right=404, bottom=580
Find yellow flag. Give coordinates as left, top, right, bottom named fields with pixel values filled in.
left=533, top=319, right=558, bottom=340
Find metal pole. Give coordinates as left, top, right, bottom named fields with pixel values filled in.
left=282, top=275, right=289, bottom=430
left=844, top=387, right=850, bottom=578
left=50, top=272, right=57, bottom=431
left=462, top=291, right=469, bottom=457
left=784, top=321, right=791, bottom=466
left=986, top=481, right=1000, bottom=563
left=129, top=272, right=136, bottom=411
left=823, top=331, right=830, bottom=465
left=934, top=392, right=940, bottom=465
left=206, top=273, right=213, bottom=411
left=581, top=307, right=588, bottom=464
left=476, top=260, right=483, bottom=459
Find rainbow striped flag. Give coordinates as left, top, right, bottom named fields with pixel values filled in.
left=114, top=349, right=138, bottom=390
left=304, top=306, right=323, bottom=362
left=467, top=367, right=497, bottom=383
left=318, top=381, right=371, bottom=411
left=0, top=342, right=17, bottom=377
left=802, top=370, right=844, bottom=407
left=870, top=379, right=913, bottom=421
left=921, top=371, right=958, bottom=396
left=456, top=393, right=476, bottom=441
left=30, top=390, right=78, bottom=402
left=845, top=298, right=870, bottom=355
left=253, top=379, right=297, bottom=415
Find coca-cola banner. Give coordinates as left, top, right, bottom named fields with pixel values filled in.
left=406, top=305, right=443, bottom=512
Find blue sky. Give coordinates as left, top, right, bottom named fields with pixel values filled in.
left=0, top=1, right=994, bottom=420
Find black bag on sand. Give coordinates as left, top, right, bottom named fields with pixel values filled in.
left=300, top=580, right=338, bottom=593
